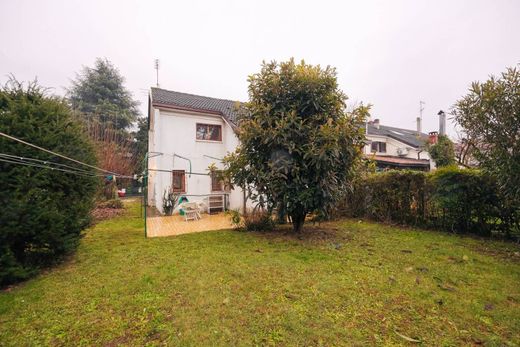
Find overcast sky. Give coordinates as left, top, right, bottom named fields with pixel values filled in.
left=1, top=0, right=519, bottom=137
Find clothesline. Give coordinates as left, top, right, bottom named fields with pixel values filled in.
left=0, top=131, right=133, bottom=178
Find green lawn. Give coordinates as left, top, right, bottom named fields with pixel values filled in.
left=1, top=201, right=519, bottom=346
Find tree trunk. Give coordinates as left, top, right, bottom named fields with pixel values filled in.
left=290, top=210, right=306, bottom=233
left=276, top=200, right=287, bottom=224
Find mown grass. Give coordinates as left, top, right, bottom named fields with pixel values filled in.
left=0, top=201, right=519, bottom=346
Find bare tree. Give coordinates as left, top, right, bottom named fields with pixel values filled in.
left=453, top=127, right=478, bottom=168
left=85, top=122, right=139, bottom=198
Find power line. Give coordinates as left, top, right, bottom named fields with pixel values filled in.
left=0, top=131, right=132, bottom=178
left=0, top=153, right=95, bottom=175
left=0, top=152, right=135, bottom=179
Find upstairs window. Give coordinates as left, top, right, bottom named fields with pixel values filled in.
left=172, top=170, right=186, bottom=192
left=196, top=123, right=222, bottom=141
left=371, top=141, right=387, bottom=153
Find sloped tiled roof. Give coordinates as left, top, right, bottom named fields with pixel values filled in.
left=150, top=87, right=242, bottom=125
left=367, top=123, right=429, bottom=148
left=150, top=88, right=430, bottom=148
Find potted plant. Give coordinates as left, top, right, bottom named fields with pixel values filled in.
left=162, top=188, right=179, bottom=216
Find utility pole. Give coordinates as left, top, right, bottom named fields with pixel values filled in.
left=154, top=59, right=160, bottom=87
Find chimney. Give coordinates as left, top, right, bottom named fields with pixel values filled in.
left=416, top=117, right=422, bottom=133
left=438, top=110, right=446, bottom=136
left=373, top=118, right=380, bottom=129
left=429, top=131, right=438, bottom=144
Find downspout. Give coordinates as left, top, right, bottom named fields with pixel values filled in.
left=144, top=152, right=148, bottom=238
left=365, top=121, right=368, bottom=153
left=145, top=91, right=152, bottom=238
left=242, top=185, right=247, bottom=216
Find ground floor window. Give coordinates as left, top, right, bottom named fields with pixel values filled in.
left=172, top=170, right=186, bottom=192
left=211, top=171, right=224, bottom=192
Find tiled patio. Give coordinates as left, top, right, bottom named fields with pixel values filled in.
left=146, top=213, right=233, bottom=237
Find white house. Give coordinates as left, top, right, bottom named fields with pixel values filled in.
left=147, top=87, right=439, bottom=215
left=364, top=119, right=435, bottom=171
left=147, top=87, right=250, bottom=214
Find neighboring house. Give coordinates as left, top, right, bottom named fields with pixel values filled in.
left=364, top=119, right=434, bottom=171
left=147, top=87, right=250, bottom=214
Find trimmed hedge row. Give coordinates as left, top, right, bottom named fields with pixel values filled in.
left=340, top=167, right=510, bottom=237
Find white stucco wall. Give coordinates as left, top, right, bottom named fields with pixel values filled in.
left=364, top=134, right=431, bottom=161
left=147, top=106, right=249, bottom=214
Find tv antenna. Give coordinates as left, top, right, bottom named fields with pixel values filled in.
left=154, top=59, right=160, bottom=87
left=419, top=101, right=425, bottom=121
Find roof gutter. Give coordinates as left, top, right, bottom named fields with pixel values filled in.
left=152, top=102, right=223, bottom=116
left=375, top=159, right=430, bottom=167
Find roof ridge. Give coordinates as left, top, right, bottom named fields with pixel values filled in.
left=378, top=124, right=429, bottom=137
left=151, top=87, right=243, bottom=104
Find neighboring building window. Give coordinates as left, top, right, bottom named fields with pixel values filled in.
left=196, top=123, right=222, bottom=141
left=211, top=171, right=224, bottom=192
left=172, top=170, right=186, bottom=192
left=371, top=141, right=387, bottom=153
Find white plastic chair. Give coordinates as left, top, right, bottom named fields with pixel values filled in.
left=182, top=202, right=201, bottom=221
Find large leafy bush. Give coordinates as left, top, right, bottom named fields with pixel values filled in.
left=223, top=59, right=367, bottom=232
left=453, top=65, right=520, bottom=232
left=0, top=80, right=98, bottom=285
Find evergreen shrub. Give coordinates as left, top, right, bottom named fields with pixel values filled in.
left=0, top=80, right=98, bottom=285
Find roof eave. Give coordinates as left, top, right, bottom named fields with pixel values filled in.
left=151, top=102, right=238, bottom=132
left=374, top=158, right=430, bottom=167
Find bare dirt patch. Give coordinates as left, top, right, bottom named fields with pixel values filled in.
left=91, top=207, right=125, bottom=221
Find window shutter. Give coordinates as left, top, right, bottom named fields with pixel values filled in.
left=172, top=170, right=186, bottom=192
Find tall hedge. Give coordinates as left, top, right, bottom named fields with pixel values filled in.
left=429, top=167, right=500, bottom=236
left=0, top=80, right=98, bottom=285
left=363, top=170, right=427, bottom=225
left=342, top=167, right=508, bottom=237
